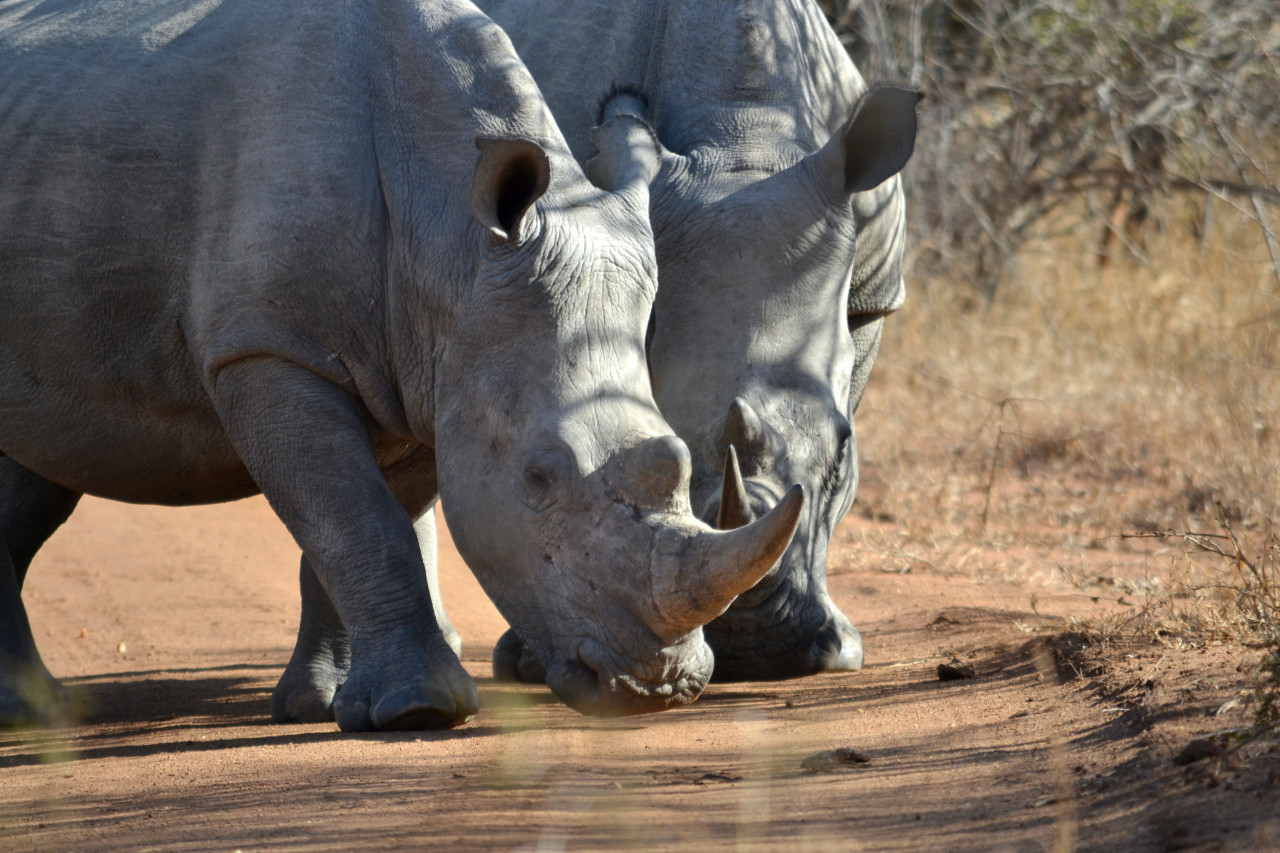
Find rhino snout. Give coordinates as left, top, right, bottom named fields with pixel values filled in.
left=613, top=434, right=691, bottom=509
left=809, top=610, right=865, bottom=672
left=706, top=588, right=864, bottom=681
left=544, top=638, right=712, bottom=717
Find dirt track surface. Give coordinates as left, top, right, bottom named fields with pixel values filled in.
left=4, top=498, right=1277, bottom=851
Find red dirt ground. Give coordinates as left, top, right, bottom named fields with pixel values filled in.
left=3, top=497, right=1277, bottom=851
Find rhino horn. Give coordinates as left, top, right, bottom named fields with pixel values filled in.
left=810, top=86, right=922, bottom=197
left=655, top=485, right=804, bottom=635
left=722, top=397, right=767, bottom=470
left=716, top=445, right=754, bottom=530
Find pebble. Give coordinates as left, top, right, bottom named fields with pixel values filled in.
left=801, top=748, right=870, bottom=773
left=938, top=659, right=976, bottom=681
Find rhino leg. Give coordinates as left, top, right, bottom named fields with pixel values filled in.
left=492, top=628, right=546, bottom=684
left=413, top=511, right=462, bottom=658
left=274, top=507, right=462, bottom=724
left=271, top=556, right=351, bottom=723
left=212, top=360, right=476, bottom=731
left=0, top=455, right=81, bottom=727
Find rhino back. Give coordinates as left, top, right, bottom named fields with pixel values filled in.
left=480, top=0, right=849, bottom=158
left=477, top=0, right=905, bottom=316
left=0, top=2, right=385, bottom=500
left=0, top=0, right=566, bottom=503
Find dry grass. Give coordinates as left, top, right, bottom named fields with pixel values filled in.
left=843, top=198, right=1280, bottom=729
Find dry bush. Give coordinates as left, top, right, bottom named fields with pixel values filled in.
left=852, top=201, right=1278, bottom=554
left=823, top=0, right=1280, bottom=294
left=846, top=203, right=1280, bottom=723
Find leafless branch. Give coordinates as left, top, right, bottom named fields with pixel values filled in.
left=819, top=0, right=1280, bottom=292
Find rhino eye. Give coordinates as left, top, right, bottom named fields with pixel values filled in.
left=519, top=448, right=570, bottom=512
left=834, top=420, right=853, bottom=467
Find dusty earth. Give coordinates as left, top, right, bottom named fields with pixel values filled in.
left=3, top=495, right=1277, bottom=852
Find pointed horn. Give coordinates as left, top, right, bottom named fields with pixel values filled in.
left=722, top=397, right=770, bottom=471
left=716, top=445, right=754, bottom=530
left=655, top=485, right=805, bottom=636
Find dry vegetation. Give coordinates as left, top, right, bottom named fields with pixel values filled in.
left=845, top=193, right=1280, bottom=735
left=830, top=0, right=1280, bottom=291
left=818, top=0, right=1280, bottom=745
left=853, top=202, right=1278, bottom=552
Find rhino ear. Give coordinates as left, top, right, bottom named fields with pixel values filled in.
left=586, top=114, right=662, bottom=194
left=812, top=86, right=922, bottom=198
left=471, top=136, right=551, bottom=242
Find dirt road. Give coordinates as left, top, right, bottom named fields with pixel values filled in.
left=2, top=497, right=1276, bottom=851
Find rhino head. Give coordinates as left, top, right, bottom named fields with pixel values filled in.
left=433, top=121, right=803, bottom=714
left=632, top=87, right=921, bottom=680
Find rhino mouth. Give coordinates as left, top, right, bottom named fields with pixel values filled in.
left=545, top=636, right=712, bottom=716
left=705, top=576, right=864, bottom=681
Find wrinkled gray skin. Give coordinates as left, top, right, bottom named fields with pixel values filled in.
left=0, top=0, right=804, bottom=730
left=475, top=0, right=918, bottom=680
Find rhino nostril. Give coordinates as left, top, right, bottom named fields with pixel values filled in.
left=546, top=656, right=602, bottom=714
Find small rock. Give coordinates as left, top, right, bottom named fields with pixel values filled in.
left=78, top=628, right=88, bottom=639
left=1032, top=795, right=1064, bottom=808
left=116, top=642, right=127, bottom=654
left=801, top=748, right=870, bottom=773
left=937, top=658, right=976, bottom=681
left=1175, top=735, right=1225, bottom=765
left=694, top=772, right=741, bottom=784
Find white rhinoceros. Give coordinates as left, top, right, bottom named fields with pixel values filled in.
left=468, top=0, right=920, bottom=681
left=0, top=0, right=805, bottom=731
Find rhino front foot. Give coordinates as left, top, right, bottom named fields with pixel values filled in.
left=272, top=557, right=353, bottom=724
left=271, top=655, right=347, bottom=724
left=492, top=628, right=547, bottom=683
left=0, top=659, right=71, bottom=728
left=332, top=638, right=478, bottom=732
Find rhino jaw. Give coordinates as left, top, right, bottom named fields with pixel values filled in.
left=544, top=637, right=712, bottom=717
left=810, top=609, right=865, bottom=672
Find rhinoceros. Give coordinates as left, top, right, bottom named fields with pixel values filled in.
left=0, top=0, right=805, bottom=731
left=467, top=0, right=920, bottom=681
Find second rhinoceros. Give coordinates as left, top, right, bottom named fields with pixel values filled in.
left=475, top=0, right=920, bottom=681
left=0, top=0, right=803, bottom=731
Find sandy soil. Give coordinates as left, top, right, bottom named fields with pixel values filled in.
left=2, top=496, right=1277, bottom=852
